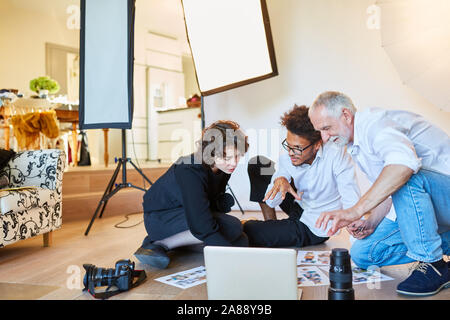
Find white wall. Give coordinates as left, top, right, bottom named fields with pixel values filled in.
left=183, top=55, right=200, bottom=99
left=203, top=0, right=450, bottom=210
left=0, top=0, right=124, bottom=166
left=0, top=1, right=78, bottom=93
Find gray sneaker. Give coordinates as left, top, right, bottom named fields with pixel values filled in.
left=134, top=243, right=170, bottom=269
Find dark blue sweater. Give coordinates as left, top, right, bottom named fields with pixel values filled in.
left=142, top=154, right=232, bottom=246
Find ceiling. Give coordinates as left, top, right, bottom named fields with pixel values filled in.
left=136, top=0, right=188, bottom=40
left=7, top=0, right=189, bottom=43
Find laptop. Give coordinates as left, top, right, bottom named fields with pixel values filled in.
left=204, top=246, right=300, bottom=300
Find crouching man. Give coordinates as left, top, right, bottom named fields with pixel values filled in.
left=310, top=91, right=450, bottom=296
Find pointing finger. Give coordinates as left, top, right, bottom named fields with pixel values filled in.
left=316, top=213, right=325, bottom=229
left=321, top=213, right=333, bottom=231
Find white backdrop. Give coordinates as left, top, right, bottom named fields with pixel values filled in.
left=203, top=0, right=450, bottom=211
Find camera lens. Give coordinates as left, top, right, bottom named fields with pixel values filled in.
left=94, top=267, right=116, bottom=287
left=328, top=248, right=354, bottom=300
left=83, top=264, right=95, bottom=289
left=83, top=264, right=117, bottom=289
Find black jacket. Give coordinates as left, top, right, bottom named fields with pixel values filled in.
left=143, top=154, right=232, bottom=245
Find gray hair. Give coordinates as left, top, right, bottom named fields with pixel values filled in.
left=310, top=91, right=357, bottom=118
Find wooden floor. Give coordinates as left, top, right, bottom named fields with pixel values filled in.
left=0, top=211, right=449, bottom=300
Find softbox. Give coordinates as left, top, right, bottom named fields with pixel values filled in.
left=80, top=0, right=152, bottom=236
left=181, top=0, right=278, bottom=215
left=181, top=0, right=278, bottom=96
left=79, top=0, right=135, bottom=129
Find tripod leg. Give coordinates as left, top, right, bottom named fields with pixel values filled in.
left=84, top=197, right=107, bottom=236
left=98, top=169, right=120, bottom=219
left=99, top=160, right=123, bottom=219
left=98, top=181, right=112, bottom=219
left=227, top=184, right=245, bottom=215
left=127, top=183, right=147, bottom=192
left=128, top=160, right=153, bottom=186
left=84, top=160, right=122, bottom=236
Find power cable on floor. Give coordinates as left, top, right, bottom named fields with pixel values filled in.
left=114, top=212, right=144, bottom=229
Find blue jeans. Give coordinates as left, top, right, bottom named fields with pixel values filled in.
left=351, top=169, right=450, bottom=269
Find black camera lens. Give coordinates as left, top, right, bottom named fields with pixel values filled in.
left=95, top=267, right=116, bottom=287
left=328, top=248, right=354, bottom=300
left=83, top=264, right=117, bottom=289
left=82, top=264, right=95, bottom=289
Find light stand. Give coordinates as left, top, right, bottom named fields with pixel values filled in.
left=182, top=0, right=278, bottom=216
left=84, top=129, right=153, bottom=235
left=80, top=0, right=145, bottom=235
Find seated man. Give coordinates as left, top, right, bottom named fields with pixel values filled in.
left=309, top=91, right=450, bottom=296
left=243, top=105, right=360, bottom=248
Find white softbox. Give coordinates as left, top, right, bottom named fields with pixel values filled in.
left=79, top=0, right=135, bottom=129
left=181, top=0, right=278, bottom=96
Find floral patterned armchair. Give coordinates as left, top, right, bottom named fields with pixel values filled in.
left=0, top=149, right=65, bottom=248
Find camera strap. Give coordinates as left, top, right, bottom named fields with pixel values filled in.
left=85, top=269, right=147, bottom=300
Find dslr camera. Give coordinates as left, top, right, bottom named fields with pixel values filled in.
left=83, top=259, right=146, bottom=299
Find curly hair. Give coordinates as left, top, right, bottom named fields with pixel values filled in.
left=280, top=105, right=321, bottom=144
left=196, top=120, right=249, bottom=166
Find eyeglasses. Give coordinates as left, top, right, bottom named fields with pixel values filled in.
left=281, top=139, right=312, bottom=156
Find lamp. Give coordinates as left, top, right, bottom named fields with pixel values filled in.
left=181, top=0, right=278, bottom=213
left=80, top=0, right=153, bottom=235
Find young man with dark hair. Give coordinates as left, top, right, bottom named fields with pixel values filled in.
left=244, top=105, right=361, bottom=248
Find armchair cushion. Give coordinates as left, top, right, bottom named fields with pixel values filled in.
left=0, top=149, right=65, bottom=248
left=3, top=149, right=64, bottom=191
left=0, top=188, right=56, bottom=214
left=1, top=206, right=61, bottom=245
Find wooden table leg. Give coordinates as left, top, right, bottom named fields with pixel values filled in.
left=103, top=128, right=109, bottom=167
left=72, top=122, right=78, bottom=166
left=2, top=107, right=10, bottom=150
left=4, top=116, right=9, bottom=150
left=43, top=231, right=53, bottom=247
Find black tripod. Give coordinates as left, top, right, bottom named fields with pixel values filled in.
left=84, top=129, right=153, bottom=236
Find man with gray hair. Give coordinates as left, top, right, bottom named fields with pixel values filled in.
left=309, top=91, right=450, bottom=297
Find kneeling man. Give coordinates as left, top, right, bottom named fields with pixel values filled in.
left=310, top=91, right=450, bottom=296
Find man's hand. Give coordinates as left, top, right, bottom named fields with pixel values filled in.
left=346, top=219, right=376, bottom=240
left=347, top=197, right=391, bottom=240
left=315, top=208, right=361, bottom=237
left=263, top=177, right=303, bottom=202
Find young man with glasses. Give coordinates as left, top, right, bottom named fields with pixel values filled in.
left=244, top=105, right=361, bottom=248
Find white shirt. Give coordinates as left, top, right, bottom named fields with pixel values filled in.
left=347, top=107, right=450, bottom=221
left=265, top=142, right=361, bottom=237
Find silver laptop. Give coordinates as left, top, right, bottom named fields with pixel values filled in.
left=204, top=246, right=299, bottom=300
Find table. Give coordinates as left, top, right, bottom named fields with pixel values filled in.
left=0, top=106, right=110, bottom=167
left=52, top=109, right=79, bottom=166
